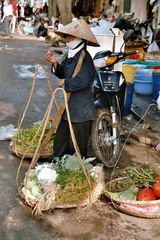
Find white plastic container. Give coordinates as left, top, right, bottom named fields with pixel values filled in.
left=87, top=28, right=124, bottom=71
left=87, top=33, right=114, bottom=58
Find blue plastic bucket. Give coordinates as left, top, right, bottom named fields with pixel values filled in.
left=134, top=80, right=153, bottom=95
left=152, top=70, right=160, bottom=101
left=123, top=83, right=134, bottom=116
left=133, top=68, right=153, bottom=95
left=134, top=69, right=153, bottom=81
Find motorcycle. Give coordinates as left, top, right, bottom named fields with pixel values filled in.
left=91, top=30, right=138, bottom=168
left=133, top=18, right=154, bottom=44
left=114, top=16, right=154, bottom=44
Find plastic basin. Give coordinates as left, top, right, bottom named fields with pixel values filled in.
left=134, top=80, right=153, bottom=96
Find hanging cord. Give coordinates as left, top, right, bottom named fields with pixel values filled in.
left=15, top=64, right=55, bottom=183
left=14, top=65, right=41, bottom=159
left=14, top=64, right=55, bottom=158
left=16, top=50, right=86, bottom=182
left=17, top=65, right=53, bottom=129
left=16, top=97, right=52, bottom=185
left=41, top=64, right=53, bottom=96
left=111, top=103, right=158, bottom=177
left=23, top=92, right=56, bottom=206
left=42, top=64, right=59, bottom=109
left=15, top=64, right=57, bottom=184
left=21, top=88, right=92, bottom=208
left=16, top=50, right=93, bottom=208
left=59, top=88, right=93, bottom=196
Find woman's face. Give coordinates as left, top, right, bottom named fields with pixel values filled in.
left=66, top=35, right=75, bottom=43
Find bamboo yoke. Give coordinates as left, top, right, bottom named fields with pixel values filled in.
left=15, top=50, right=93, bottom=210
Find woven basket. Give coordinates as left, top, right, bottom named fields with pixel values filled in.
left=104, top=178, right=160, bottom=218
left=122, top=64, right=137, bottom=84
left=18, top=168, right=105, bottom=213
left=10, top=140, right=53, bottom=159
left=19, top=187, right=91, bottom=210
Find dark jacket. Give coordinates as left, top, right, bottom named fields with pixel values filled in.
left=54, top=49, right=96, bottom=123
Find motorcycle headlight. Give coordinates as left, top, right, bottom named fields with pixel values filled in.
left=93, top=57, right=108, bottom=68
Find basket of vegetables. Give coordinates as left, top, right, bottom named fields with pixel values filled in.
left=19, top=154, right=105, bottom=218
left=10, top=121, right=54, bottom=159
left=104, top=164, right=160, bottom=218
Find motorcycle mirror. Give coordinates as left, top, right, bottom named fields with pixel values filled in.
left=93, top=50, right=112, bottom=60
left=119, top=29, right=135, bottom=52
left=123, top=29, right=135, bottom=42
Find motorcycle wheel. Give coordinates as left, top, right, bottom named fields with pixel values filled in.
left=91, top=109, right=120, bottom=168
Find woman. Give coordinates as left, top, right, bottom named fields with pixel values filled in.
left=10, top=0, right=18, bottom=37
left=45, top=19, right=100, bottom=159
left=1, top=0, right=13, bottom=37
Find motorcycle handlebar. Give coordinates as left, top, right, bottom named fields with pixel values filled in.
left=124, top=50, right=139, bottom=56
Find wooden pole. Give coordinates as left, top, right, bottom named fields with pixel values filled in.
left=94, top=0, right=101, bottom=17
left=48, top=0, right=57, bottom=25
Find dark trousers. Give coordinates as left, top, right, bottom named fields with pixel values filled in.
left=36, top=26, right=48, bottom=37
left=4, top=15, right=12, bottom=36
left=54, top=119, right=92, bottom=158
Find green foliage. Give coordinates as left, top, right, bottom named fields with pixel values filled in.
left=56, top=171, right=89, bottom=188
left=108, top=186, right=139, bottom=201
left=27, top=169, right=37, bottom=181
left=52, top=154, right=97, bottom=204
left=53, top=154, right=96, bottom=172
left=46, top=35, right=66, bottom=47
left=23, top=154, right=98, bottom=205
left=65, top=155, right=81, bottom=171
left=125, top=163, right=156, bottom=188
left=55, top=170, right=96, bottom=204
left=14, top=121, right=54, bottom=151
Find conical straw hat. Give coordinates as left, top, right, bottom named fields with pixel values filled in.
left=55, top=19, right=100, bottom=47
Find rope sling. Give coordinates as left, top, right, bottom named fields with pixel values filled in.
left=14, top=50, right=93, bottom=216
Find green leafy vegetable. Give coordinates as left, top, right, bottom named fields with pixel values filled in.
left=55, top=170, right=96, bottom=204
left=125, top=163, right=156, bottom=188
left=13, top=121, right=54, bottom=151
left=107, top=187, right=139, bottom=201
left=54, top=154, right=95, bottom=172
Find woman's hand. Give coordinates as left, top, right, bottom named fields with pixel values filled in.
left=57, top=79, right=65, bottom=88
left=45, top=51, right=57, bottom=68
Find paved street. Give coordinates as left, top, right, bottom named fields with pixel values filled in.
left=0, top=36, right=160, bottom=240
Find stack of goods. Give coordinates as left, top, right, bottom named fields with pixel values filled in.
left=125, top=36, right=149, bottom=48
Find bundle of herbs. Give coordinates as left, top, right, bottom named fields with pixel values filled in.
left=55, top=170, right=96, bottom=204
left=12, top=121, right=54, bottom=153
left=124, top=163, right=156, bottom=189
left=54, top=154, right=98, bottom=205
